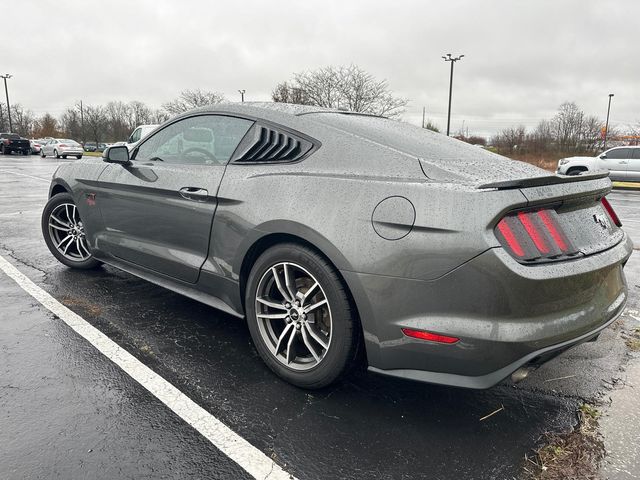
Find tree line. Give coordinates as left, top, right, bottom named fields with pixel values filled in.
left=0, top=89, right=228, bottom=144
left=0, top=65, right=408, bottom=144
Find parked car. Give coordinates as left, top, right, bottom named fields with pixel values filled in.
left=41, top=104, right=632, bottom=389
left=41, top=138, right=84, bottom=159
left=29, top=139, right=45, bottom=155
left=126, top=124, right=158, bottom=149
left=557, top=146, right=640, bottom=181
left=83, top=142, right=97, bottom=152
left=0, top=133, right=31, bottom=155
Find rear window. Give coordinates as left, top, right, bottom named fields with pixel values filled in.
left=60, top=139, right=79, bottom=145
left=2, top=133, right=20, bottom=139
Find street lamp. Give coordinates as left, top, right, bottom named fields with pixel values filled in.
left=442, top=54, right=464, bottom=136
left=238, top=89, right=246, bottom=103
left=603, top=93, right=614, bottom=151
left=1, top=74, right=13, bottom=132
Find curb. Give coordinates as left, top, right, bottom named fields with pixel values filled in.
left=612, top=182, right=640, bottom=191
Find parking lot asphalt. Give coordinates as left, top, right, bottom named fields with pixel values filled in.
left=1, top=154, right=639, bottom=480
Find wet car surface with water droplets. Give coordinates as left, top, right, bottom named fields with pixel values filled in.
left=41, top=103, right=633, bottom=390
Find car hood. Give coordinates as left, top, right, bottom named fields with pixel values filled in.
left=562, top=156, right=596, bottom=162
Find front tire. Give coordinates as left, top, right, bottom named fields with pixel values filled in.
left=76, top=155, right=82, bottom=159
left=245, top=243, right=359, bottom=389
left=41, top=193, right=102, bottom=269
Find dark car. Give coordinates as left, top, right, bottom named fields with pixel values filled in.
left=83, top=142, right=97, bottom=152
left=40, top=103, right=632, bottom=389
left=1, top=133, right=31, bottom=155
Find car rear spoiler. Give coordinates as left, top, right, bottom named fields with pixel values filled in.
left=477, top=171, right=610, bottom=190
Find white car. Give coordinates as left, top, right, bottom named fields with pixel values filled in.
left=126, top=124, right=158, bottom=149
left=557, top=146, right=640, bottom=181
left=41, top=138, right=84, bottom=159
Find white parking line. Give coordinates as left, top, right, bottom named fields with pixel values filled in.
left=0, top=254, right=294, bottom=480
left=0, top=169, right=51, bottom=183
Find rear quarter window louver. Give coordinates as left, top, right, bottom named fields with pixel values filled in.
left=233, top=125, right=315, bottom=163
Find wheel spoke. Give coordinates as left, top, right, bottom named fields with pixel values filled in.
left=271, top=266, right=292, bottom=302
left=62, top=236, right=74, bottom=254
left=256, top=297, right=287, bottom=310
left=305, top=323, right=329, bottom=350
left=50, top=214, right=70, bottom=228
left=301, top=325, right=320, bottom=362
left=301, top=281, right=319, bottom=305
left=56, top=234, right=73, bottom=248
left=78, top=238, right=91, bottom=258
left=305, top=299, right=327, bottom=314
left=275, top=322, right=294, bottom=356
left=72, top=204, right=78, bottom=223
left=283, top=263, right=297, bottom=301
left=256, top=312, right=289, bottom=320
left=285, top=326, right=297, bottom=364
left=49, top=223, right=68, bottom=232
left=65, top=204, right=71, bottom=223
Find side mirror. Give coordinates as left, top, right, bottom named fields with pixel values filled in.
left=599, top=154, right=607, bottom=159
left=103, top=145, right=130, bottom=165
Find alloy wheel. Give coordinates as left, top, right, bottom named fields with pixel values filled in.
left=255, top=262, right=333, bottom=371
left=47, top=202, right=92, bottom=261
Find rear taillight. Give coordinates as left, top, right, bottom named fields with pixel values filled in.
left=495, top=208, right=577, bottom=262
left=59, top=144, right=68, bottom=148
left=601, top=197, right=622, bottom=227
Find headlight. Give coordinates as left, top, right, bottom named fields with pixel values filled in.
left=559, top=159, right=569, bottom=165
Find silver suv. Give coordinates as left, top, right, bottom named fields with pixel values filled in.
left=557, top=146, right=640, bottom=181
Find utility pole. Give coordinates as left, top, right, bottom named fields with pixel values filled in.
left=442, top=54, right=464, bottom=136
left=79, top=100, right=85, bottom=143
left=1, top=74, right=13, bottom=132
left=238, top=89, right=246, bottom=103
left=603, top=93, right=614, bottom=151
left=422, top=106, right=426, bottom=129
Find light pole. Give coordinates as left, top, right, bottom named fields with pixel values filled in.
left=603, top=93, right=614, bottom=151
left=238, top=89, right=246, bottom=103
left=1, top=74, right=13, bottom=132
left=442, top=54, right=464, bottom=136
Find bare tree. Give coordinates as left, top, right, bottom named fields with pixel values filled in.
left=83, top=105, right=108, bottom=145
left=272, top=65, right=408, bottom=117
left=35, top=113, right=61, bottom=138
left=9, top=104, right=36, bottom=137
left=162, top=89, right=226, bottom=116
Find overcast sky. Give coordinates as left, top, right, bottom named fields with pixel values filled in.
left=8, top=0, right=639, bottom=136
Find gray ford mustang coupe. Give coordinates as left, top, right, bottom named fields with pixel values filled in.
left=42, top=103, right=632, bottom=389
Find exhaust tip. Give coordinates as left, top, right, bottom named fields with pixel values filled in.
left=511, top=367, right=532, bottom=383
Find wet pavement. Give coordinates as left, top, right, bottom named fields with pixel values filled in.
left=1, top=154, right=639, bottom=479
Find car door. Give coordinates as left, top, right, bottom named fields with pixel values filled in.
left=600, top=147, right=630, bottom=180
left=625, top=149, right=640, bottom=182
left=95, top=114, right=254, bottom=283
left=45, top=140, right=56, bottom=156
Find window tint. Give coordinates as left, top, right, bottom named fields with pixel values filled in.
left=632, top=149, right=640, bottom=159
left=606, top=148, right=630, bottom=159
left=134, top=115, right=254, bottom=166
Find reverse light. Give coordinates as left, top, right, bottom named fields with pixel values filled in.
left=401, top=328, right=459, bottom=344
left=601, top=197, right=622, bottom=227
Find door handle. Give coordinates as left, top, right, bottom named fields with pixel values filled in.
left=179, top=187, right=209, bottom=201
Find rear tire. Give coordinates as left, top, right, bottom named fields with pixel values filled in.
left=54, top=149, right=60, bottom=159
left=62, top=155, right=67, bottom=159
left=41, top=150, right=46, bottom=158
left=245, top=243, right=359, bottom=389
left=76, top=155, right=82, bottom=159
left=41, top=193, right=102, bottom=270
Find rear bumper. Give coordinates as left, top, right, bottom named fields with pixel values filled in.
left=342, top=233, right=633, bottom=389
left=60, top=149, right=83, bottom=156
